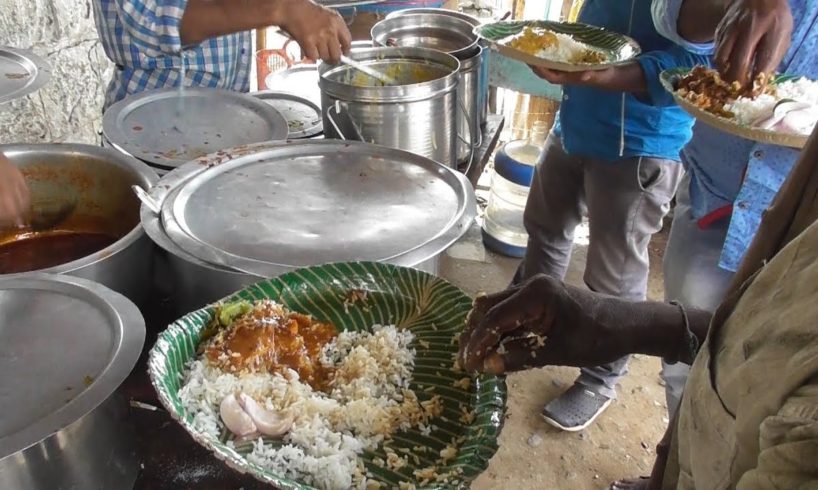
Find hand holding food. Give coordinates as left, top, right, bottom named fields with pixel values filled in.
left=714, top=0, right=793, bottom=87
left=458, top=275, right=632, bottom=375
left=669, top=66, right=818, bottom=143
left=0, top=152, right=30, bottom=228
left=529, top=65, right=613, bottom=87
left=278, top=0, right=351, bottom=63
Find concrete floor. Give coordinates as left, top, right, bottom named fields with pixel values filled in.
left=438, top=217, right=670, bottom=489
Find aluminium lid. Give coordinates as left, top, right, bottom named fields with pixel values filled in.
left=251, top=91, right=322, bottom=139
left=0, top=273, right=145, bottom=459
left=103, top=87, right=289, bottom=168
left=0, top=46, right=51, bottom=104
left=155, top=140, right=476, bottom=278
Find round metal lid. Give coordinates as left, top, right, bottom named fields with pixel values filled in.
left=264, top=65, right=320, bottom=105
left=0, top=46, right=51, bottom=104
left=0, top=273, right=145, bottom=459
left=102, top=87, right=289, bottom=168
left=251, top=91, right=322, bottom=139
left=156, top=140, right=476, bottom=278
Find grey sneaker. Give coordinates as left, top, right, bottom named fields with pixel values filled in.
left=541, top=383, right=612, bottom=432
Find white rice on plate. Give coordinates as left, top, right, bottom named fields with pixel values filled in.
left=726, top=77, right=818, bottom=134
left=536, top=32, right=607, bottom=63
left=178, top=323, right=444, bottom=490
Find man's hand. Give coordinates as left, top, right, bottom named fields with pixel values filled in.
left=458, top=275, right=633, bottom=375
left=277, top=0, right=351, bottom=63
left=714, top=0, right=792, bottom=86
left=0, top=153, right=30, bottom=228
left=529, top=63, right=648, bottom=94
left=529, top=66, right=611, bottom=87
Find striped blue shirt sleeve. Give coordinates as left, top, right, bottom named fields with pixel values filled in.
left=651, top=0, right=716, bottom=55
left=113, top=0, right=188, bottom=54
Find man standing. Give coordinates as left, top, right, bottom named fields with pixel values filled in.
left=653, top=0, right=817, bottom=417
left=458, top=124, right=818, bottom=490
left=516, top=0, right=708, bottom=431
left=93, top=0, right=351, bottom=108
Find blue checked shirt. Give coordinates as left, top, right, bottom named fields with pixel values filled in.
left=93, top=0, right=252, bottom=109
left=653, top=0, right=818, bottom=272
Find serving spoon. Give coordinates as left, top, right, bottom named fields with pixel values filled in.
left=339, top=55, right=397, bottom=85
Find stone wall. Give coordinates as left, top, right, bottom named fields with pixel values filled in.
left=0, top=0, right=112, bottom=144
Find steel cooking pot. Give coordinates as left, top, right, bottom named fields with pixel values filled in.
left=0, top=144, right=158, bottom=304
left=139, top=140, right=476, bottom=314
left=0, top=273, right=145, bottom=490
left=384, top=8, right=490, bottom=127
left=319, top=47, right=464, bottom=168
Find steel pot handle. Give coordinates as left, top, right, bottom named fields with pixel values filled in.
left=326, top=102, right=347, bottom=141
left=457, top=98, right=482, bottom=175
left=132, top=185, right=161, bottom=215
left=326, top=101, right=363, bottom=141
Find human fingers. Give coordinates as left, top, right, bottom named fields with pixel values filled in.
left=751, top=20, right=792, bottom=79
left=299, top=40, right=320, bottom=64
left=463, top=281, right=557, bottom=372
left=327, top=37, right=343, bottom=65
left=458, top=289, right=517, bottom=369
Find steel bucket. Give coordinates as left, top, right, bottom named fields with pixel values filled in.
left=0, top=144, right=158, bottom=305
left=319, top=47, right=462, bottom=168
left=384, top=8, right=490, bottom=127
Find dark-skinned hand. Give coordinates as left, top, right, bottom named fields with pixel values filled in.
left=458, top=275, right=633, bottom=375
left=715, top=0, right=793, bottom=86
left=529, top=66, right=612, bottom=87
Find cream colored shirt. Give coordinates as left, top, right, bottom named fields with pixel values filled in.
left=663, top=135, right=818, bottom=488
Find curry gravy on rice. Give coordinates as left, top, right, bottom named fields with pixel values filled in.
left=205, top=300, right=337, bottom=390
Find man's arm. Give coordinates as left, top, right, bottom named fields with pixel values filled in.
left=180, top=0, right=350, bottom=61
left=114, top=0, right=349, bottom=62
left=653, top=0, right=792, bottom=86
left=457, top=275, right=712, bottom=374
left=529, top=45, right=710, bottom=106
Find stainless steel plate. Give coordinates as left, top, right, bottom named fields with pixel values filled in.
left=317, top=0, right=385, bottom=6
left=264, top=64, right=320, bottom=104
left=0, top=273, right=145, bottom=459
left=157, top=140, right=476, bottom=278
left=0, top=46, right=51, bottom=104
left=102, top=88, right=289, bottom=168
left=251, top=91, right=323, bottom=139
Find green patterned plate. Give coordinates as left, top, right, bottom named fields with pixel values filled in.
left=148, top=261, right=506, bottom=489
left=475, top=20, right=640, bottom=73
left=661, top=67, right=808, bottom=149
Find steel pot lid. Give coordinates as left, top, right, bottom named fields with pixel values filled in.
left=371, top=14, right=479, bottom=58
left=251, top=91, right=323, bottom=139
left=0, top=46, right=51, bottom=104
left=102, top=87, right=288, bottom=168
left=385, top=7, right=481, bottom=26
left=264, top=64, right=320, bottom=105
left=0, top=273, right=145, bottom=459
left=156, top=140, right=476, bottom=278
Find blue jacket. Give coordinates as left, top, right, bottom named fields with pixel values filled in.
left=553, top=0, right=709, bottom=162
